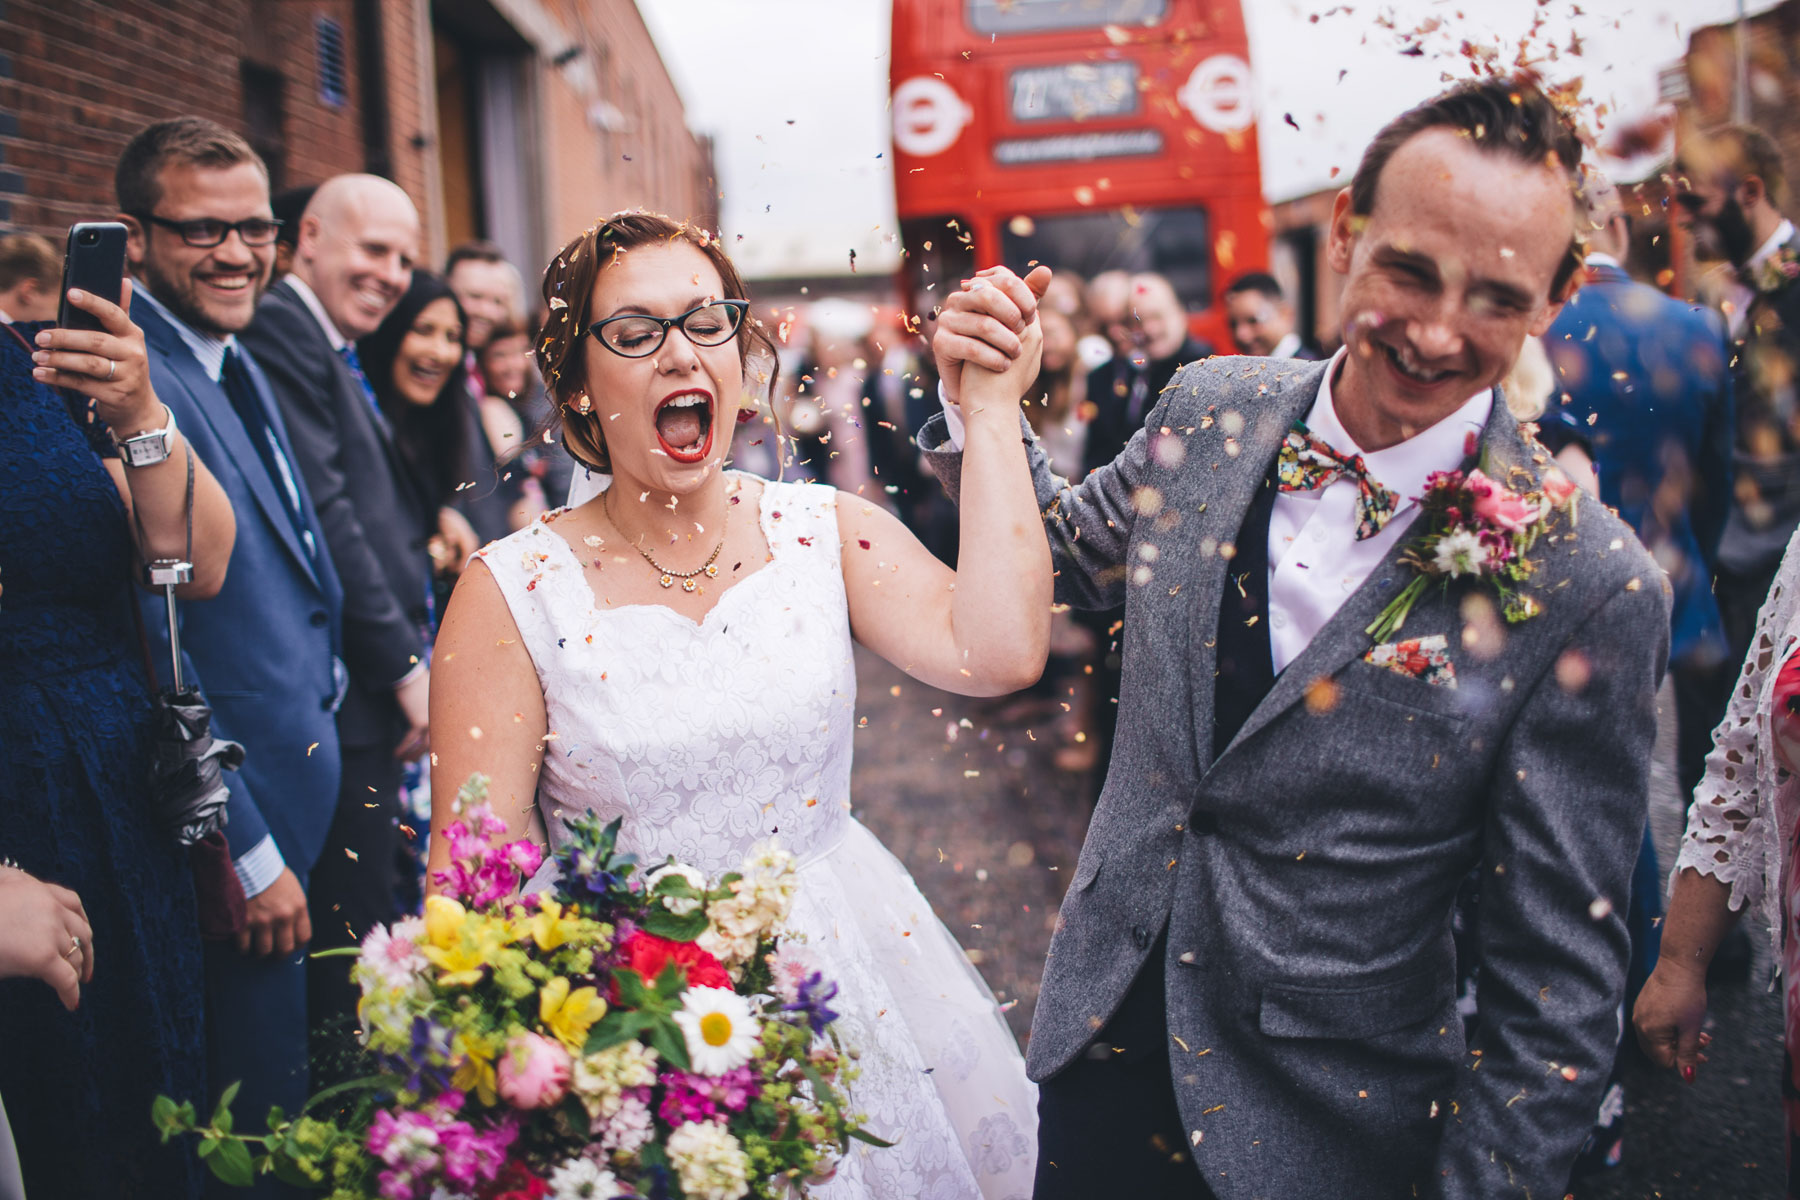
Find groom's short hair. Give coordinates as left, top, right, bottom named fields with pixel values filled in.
left=1349, top=76, right=1586, bottom=299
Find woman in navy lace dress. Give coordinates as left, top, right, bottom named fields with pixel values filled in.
left=0, top=284, right=234, bottom=1197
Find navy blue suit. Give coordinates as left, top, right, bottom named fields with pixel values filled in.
left=134, top=298, right=344, bottom=1188
left=1544, top=263, right=1734, bottom=668
left=1544, top=260, right=1735, bottom=806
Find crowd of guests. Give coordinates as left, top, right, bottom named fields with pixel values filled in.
left=0, top=117, right=559, bottom=1198
left=5, top=99, right=1800, bottom=1198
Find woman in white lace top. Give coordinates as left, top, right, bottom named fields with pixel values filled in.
left=1635, top=529, right=1800, bottom=1178
left=424, top=212, right=1050, bottom=1198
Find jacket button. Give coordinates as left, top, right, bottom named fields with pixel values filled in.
left=309, top=611, right=329, bottom=627
left=1132, top=925, right=1150, bottom=950
left=1189, top=811, right=1219, bottom=835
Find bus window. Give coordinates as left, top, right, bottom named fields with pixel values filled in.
left=900, top=215, right=979, bottom=321
left=1000, top=207, right=1211, bottom=312
left=966, top=0, right=1169, bottom=35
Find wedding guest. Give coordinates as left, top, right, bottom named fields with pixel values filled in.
left=475, top=316, right=549, bottom=530
left=268, top=185, right=315, bottom=287
left=0, top=276, right=236, bottom=1198
left=1224, top=271, right=1319, bottom=359
left=1676, top=126, right=1800, bottom=684
left=1633, top=525, right=1800, bottom=1194
left=238, top=174, right=433, bottom=1057
left=445, top=241, right=525, bottom=542
left=356, top=271, right=477, bottom=562
left=0, top=233, right=59, bottom=325
left=115, top=116, right=345, bottom=1182
left=1077, top=270, right=1212, bottom=782
left=0, top=866, right=94, bottom=1200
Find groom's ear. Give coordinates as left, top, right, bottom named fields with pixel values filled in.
left=1326, top=187, right=1358, bottom=277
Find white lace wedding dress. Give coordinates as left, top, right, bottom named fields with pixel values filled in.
left=474, top=475, right=1036, bottom=1200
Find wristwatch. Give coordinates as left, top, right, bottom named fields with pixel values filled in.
left=110, top=403, right=177, bottom=468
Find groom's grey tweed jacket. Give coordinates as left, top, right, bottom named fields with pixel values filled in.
left=921, top=354, right=1669, bottom=1200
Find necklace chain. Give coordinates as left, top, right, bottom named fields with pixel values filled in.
left=604, top=490, right=728, bottom=593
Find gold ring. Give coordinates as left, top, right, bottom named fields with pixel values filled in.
left=105, top=359, right=116, bottom=381
left=63, top=935, right=81, bottom=959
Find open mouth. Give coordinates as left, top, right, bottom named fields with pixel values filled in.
left=1381, top=341, right=1455, bottom=388
left=198, top=272, right=255, bottom=296
left=654, top=389, right=715, bottom=464
left=407, top=360, right=450, bottom=390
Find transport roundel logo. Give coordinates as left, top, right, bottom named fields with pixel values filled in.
left=1178, top=54, right=1254, bottom=134
left=892, top=76, right=974, bottom=157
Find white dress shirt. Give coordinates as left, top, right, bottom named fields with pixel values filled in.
left=1267, top=349, right=1490, bottom=671
left=1724, top=217, right=1797, bottom=338
left=938, top=348, right=1493, bottom=673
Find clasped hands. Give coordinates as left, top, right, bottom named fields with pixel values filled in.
left=932, top=265, right=1055, bottom=409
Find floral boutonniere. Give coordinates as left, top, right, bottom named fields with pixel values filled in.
left=1366, top=464, right=1580, bottom=644
left=1755, top=246, right=1800, bottom=296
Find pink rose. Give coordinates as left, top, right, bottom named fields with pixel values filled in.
left=1465, top=469, right=1535, bottom=533
left=1541, top=472, right=1578, bottom=508
left=496, top=1032, right=571, bottom=1110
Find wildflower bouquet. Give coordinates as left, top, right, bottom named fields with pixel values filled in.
left=1366, top=464, right=1579, bottom=643
left=155, top=776, right=883, bottom=1200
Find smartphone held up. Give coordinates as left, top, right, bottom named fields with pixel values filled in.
left=57, top=222, right=127, bottom=333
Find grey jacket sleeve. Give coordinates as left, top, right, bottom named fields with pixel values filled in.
left=917, top=404, right=1162, bottom=612
left=1432, top=576, right=1669, bottom=1198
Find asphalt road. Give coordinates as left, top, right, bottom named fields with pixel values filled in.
left=846, top=650, right=1789, bottom=1198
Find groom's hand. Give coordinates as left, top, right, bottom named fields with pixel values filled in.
left=932, top=265, right=1053, bottom=405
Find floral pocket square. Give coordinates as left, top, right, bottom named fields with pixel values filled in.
left=1363, top=634, right=1457, bottom=688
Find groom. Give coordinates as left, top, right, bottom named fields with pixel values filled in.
left=923, top=77, right=1668, bottom=1198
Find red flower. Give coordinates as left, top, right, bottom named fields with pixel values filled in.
left=480, top=1161, right=549, bottom=1200
left=615, top=931, right=731, bottom=995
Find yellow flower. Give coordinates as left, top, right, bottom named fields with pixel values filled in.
left=518, top=898, right=580, bottom=952
left=424, top=894, right=468, bottom=949
left=420, top=901, right=506, bottom=988
left=540, top=976, right=608, bottom=1051
left=451, top=1031, right=499, bottom=1106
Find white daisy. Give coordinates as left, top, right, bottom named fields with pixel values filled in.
left=672, top=986, right=761, bottom=1075
left=1431, top=529, right=1489, bottom=579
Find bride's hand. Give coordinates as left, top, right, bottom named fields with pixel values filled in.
left=959, top=270, right=1050, bottom=413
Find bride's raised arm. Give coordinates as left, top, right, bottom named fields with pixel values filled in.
left=836, top=267, right=1053, bottom=697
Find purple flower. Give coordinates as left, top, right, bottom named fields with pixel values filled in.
left=781, top=971, right=841, bottom=1036
left=375, top=1016, right=454, bottom=1095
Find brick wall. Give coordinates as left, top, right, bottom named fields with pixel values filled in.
left=0, top=0, right=248, bottom=231
left=2, top=0, right=710, bottom=283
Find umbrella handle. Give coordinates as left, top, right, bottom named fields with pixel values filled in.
left=144, top=562, right=192, bottom=692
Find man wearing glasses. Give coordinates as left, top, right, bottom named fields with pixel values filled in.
left=115, top=116, right=344, bottom=1194
left=236, top=173, right=431, bottom=1078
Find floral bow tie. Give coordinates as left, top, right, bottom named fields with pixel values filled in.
left=1275, top=422, right=1399, bottom=540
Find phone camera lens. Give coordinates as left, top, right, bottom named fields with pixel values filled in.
left=78, top=231, right=97, bottom=245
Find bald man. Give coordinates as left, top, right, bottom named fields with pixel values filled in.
left=238, top=174, right=432, bottom=1060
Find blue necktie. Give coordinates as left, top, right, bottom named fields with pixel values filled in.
left=222, top=348, right=316, bottom=560
left=338, top=343, right=384, bottom=419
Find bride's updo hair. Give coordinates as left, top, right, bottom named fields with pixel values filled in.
left=535, top=210, right=780, bottom=474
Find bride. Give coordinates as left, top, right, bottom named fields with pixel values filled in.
left=427, top=211, right=1048, bottom=1198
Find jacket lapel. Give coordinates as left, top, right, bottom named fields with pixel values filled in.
left=139, top=304, right=323, bottom=589
left=1182, top=358, right=1326, bottom=767
left=1211, top=386, right=1533, bottom=762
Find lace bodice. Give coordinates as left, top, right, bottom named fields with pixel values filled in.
left=477, top=477, right=856, bottom=873
left=1676, top=525, right=1800, bottom=955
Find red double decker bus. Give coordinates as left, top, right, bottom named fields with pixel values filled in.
left=890, top=0, right=1268, bottom=348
